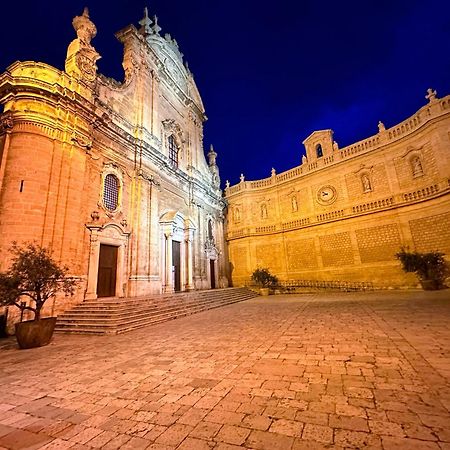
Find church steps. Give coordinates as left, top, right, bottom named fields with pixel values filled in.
left=55, top=287, right=257, bottom=334
left=57, top=295, right=250, bottom=323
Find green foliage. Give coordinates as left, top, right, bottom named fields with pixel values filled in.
left=395, top=247, right=448, bottom=287
left=0, top=242, right=77, bottom=320
left=251, top=268, right=278, bottom=287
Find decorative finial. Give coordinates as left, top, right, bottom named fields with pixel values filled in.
left=207, top=144, right=217, bottom=166
left=378, top=121, right=385, bottom=132
left=72, top=7, right=97, bottom=44
left=139, top=7, right=153, bottom=36
left=152, top=15, right=161, bottom=34
left=425, top=88, right=437, bottom=103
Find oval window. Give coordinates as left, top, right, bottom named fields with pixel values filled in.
left=103, top=174, right=120, bottom=211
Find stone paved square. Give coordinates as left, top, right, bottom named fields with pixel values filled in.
left=1, top=290, right=449, bottom=449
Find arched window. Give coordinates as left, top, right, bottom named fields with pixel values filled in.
left=168, top=135, right=178, bottom=168
left=103, top=174, right=120, bottom=211
left=316, top=144, right=323, bottom=158
left=411, top=156, right=423, bottom=177
left=208, top=219, right=214, bottom=242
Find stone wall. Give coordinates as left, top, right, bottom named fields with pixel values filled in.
left=225, top=93, right=450, bottom=288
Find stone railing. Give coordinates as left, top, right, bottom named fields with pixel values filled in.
left=224, top=94, right=449, bottom=196
left=402, top=184, right=439, bottom=202
left=226, top=179, right=449, bottom=240
left=281, top=218, right=310, bottom=230
left=317, top=209, right=344, bottom=222
left=352, top=196, right=394, bottom=214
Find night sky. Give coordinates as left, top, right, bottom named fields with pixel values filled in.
left=1, top=0, right=449, bottom=187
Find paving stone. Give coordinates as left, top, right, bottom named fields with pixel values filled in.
left=382, top=436, right=441, bottom=449
left=0, top=429, right=52, bottom=449
left=215, top=424, right=251, bottom=445
left=246, top=429, right=295, bottom=449
left=301, top=423, right=334, bottom=444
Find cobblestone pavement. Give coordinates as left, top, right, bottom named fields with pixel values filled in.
left=1, top=290, right=449, bottom=450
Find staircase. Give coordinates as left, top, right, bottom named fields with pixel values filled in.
left=55, top=287, right=257, bottom=335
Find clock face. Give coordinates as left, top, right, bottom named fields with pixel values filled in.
left=317, top=185, right=337, bottom=204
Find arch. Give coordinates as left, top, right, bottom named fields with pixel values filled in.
left=316, top=144, right=323, bottom=158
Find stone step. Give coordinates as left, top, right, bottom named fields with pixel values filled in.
left=58, top=292, right=253, bottom=316
left=55, top=287, right=257, bottom=335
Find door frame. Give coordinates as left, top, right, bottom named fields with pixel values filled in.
left=85, top=223, right=130, bottom=300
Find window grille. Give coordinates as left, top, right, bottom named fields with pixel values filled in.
left=168, top=135, right=178, bottom=168
left=103, top=174, right=119, bottom=211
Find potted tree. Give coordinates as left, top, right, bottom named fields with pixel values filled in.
left=0, top=242, right=77, bottom=349
left=395, top=247, right=448, bottom=290
left=251, top=267, right=278, bottom=296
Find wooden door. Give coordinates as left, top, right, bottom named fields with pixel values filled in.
left=210, top=259, right=216, bottom=289
left=97, top=244, right=118, bottom=298
left=172, top=241, right=181, bottom=292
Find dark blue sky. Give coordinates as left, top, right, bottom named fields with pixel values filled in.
left=1, top=1, right=449, bottom=186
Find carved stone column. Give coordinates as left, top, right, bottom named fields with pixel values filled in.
left=85, top=227, right=101, bottom=300
left=164, top=232, right=174, bottom=293
left=185, top=231, right=194, bottom=291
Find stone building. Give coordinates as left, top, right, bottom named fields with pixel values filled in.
left=225, top=90, right=450, bottom=288
left=0, top=8, right=228, bottom=315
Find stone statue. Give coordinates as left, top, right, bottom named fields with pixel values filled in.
left=333, top=141, right=339, bottom=151
left=362, top=175, right=372, bottom=192
left=225, top=180, right=230, bottom=189
left=73, top=8, right=97, bottom=45
left=412, top=156, right=423, bottom=176
left=302, top=154, right=307, bottom=165
left=240, top=173, right=245, bottom=183
left=378, top=121, right=385, bottom=132
left=291, top=196, right=298, bottom=212
left=271, top=168, right=276, bottom=177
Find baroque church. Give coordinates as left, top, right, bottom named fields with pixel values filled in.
left=0, top=8, right=228, bottom=316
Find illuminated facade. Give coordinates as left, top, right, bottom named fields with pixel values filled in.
left=0, top=8, right=228, bottom=315
left=225, top=91, right=450, bottom=288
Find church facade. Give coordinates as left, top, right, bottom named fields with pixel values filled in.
left=225, top=91, right=450, bottom=288
left=0, top=8, right=228, bottom=315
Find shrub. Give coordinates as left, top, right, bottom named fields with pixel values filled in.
left=0, top=242, right=77, bottom=321
left=395, top=247, right=448, bottom=289
left=251, top=268, right=278, bottom=287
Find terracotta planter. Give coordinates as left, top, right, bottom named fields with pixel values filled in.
left=14, top=317, right=57, bottom=349
left=419, top=280, right=442, bottom=291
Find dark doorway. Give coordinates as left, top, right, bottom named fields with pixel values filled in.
left=97, top=244, right=118, bottom=297
left=210, top=259, right=216, bottom=289
left=172, top=240, right=181, bottom=292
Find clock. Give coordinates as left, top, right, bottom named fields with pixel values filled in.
left=317, top=185, right=337, bottom=205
